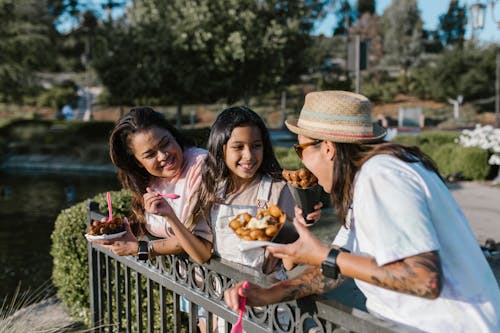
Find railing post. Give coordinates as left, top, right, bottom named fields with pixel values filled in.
left=87, top=201, right=100, bottom=331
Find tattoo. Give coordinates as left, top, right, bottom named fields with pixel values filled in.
left=370, top=251, right=442, bottom=298
left=279, top=266, right=344, bottom=302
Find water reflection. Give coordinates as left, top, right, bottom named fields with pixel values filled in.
left=0, top=170, right=120, bottom=302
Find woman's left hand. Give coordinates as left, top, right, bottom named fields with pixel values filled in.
left=93, top=218, right=139, bottom=256
left=304, top=201, right=323, bottom=225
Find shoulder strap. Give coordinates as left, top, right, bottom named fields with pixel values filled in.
left=256, top=175, right=273, bottom=209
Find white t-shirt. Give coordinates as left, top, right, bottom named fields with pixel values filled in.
left=333, top=154, right=500, bottom=333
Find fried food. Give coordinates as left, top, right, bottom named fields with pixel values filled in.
left=282, top=168, right=317, bottom=189
left=86, top=216, right=125, bottom=236
left=229, top=204, right=286, bottom=241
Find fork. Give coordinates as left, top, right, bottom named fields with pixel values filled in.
left=230, top=281, right=249, bottom=333
left=156, top=193, right=180, bottom=199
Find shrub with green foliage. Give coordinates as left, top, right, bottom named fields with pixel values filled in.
left=392, top=132, right=492, bottom=180
left=36, top=86, right=76, bottom=109
left=452, top=147, right=491, bottom=180
left=274, top=146, right=303, bottom=170
left=51, top=190, right=132, bottom=322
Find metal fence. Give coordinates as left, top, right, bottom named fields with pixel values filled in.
left=87, top=201, right=409, bottom=333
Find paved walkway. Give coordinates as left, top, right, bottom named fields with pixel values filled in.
left=448, top=181, right=500, bottom=245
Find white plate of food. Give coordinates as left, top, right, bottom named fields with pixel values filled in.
left=238, top=240, right=285, bottom=252
left=85, top=230, right=127, bottom=241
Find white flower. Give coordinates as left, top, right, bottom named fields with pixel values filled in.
left=457, top=124, right=500, bottom=165
left=489, top=154, right=500, bottom=166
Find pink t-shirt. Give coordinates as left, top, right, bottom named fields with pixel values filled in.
left=145, top=146, right=212, bottom=242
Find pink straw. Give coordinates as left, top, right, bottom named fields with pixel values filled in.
left=106, top=192, right=113, bottom=221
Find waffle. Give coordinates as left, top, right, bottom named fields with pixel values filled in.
left=229, top=205, right=286, bottom=241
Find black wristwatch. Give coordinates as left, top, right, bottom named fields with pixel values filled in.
left=321, top=248, right=341, bottom=279
left=137, top=241, right=149, bottom=261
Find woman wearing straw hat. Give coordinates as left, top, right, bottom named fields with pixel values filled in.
left=225, top=91, right=500, bottom=332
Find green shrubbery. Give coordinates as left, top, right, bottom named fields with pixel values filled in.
left=392, top=132, right=492, bottom=180
left=50, top=190, right=132, bottom=323
left=274, top=146, right=302, bottom=170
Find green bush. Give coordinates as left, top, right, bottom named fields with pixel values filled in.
left=0, top=119, right=52, bottom=142
left=451, top=147, right=491, bottom=180
left=50, top=190, right=132, bottom=322
left=36, top=86, right=76, bottom=109
left=427, top=143, right=457, bottom=177
left=419, top=131, right=459, bottom=146
left=274, top=146, right=303, bottom=170
left=391, top=134, right=420, bottom=146
left=391, top=131, right=493, bottom=180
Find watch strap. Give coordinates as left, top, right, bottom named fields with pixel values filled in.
left=138, top=241, right=149, bottom=261
left=321, top=248, right=341, bottom=279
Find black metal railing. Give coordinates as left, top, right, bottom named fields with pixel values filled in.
left=87, top=201, right=409, bottom=333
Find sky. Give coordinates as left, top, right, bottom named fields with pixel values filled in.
left=314, top=0, right=499, bottom=43
left=60, top=0, right=499, bottom=44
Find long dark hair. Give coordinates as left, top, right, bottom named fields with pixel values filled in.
left=331, top=142, right=442, bottom=225
left=109, top=106, right=192, bottom=226
left=188, top=106, right=282, bottom=226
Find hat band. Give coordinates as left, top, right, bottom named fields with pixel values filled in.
left=311, top=129, right=376, bottom=139
left=301, top=109, right=371, bottom=123
left=298, top=118, right=373, bottom=137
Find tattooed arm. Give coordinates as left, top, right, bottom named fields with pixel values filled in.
left=338, top=250, right=442, bottom=299
left=267, top=214, right=443, bottom=300
left=224, top=266, right=344, bottom=309
left=224, top=250, right=442, bottom=310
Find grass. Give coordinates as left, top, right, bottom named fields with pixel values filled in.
left=0, top=282, right=86, bottom=333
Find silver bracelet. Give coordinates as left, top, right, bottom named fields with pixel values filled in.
left=148, top=240, right=155, bottom=257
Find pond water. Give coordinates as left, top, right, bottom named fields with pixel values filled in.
left=0, top=170, right=120, bottom=302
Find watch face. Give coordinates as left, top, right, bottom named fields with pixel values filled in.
left=138, top=241, right=148, bottom=261
left=321, top=248, right=340, bottom=279
left=321, top=261, right=339, bottom=280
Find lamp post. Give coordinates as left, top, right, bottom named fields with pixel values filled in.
left=470, top=1, right=500, bottom=128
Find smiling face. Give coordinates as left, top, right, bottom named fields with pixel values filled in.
left=223, top=125, right=264, bottom=189
left=129, top=126, right=184, bottom=180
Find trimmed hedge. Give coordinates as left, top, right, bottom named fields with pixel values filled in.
left=392, top=132, right=492, bottom=180
left=50, top=190, right=132, bottom=323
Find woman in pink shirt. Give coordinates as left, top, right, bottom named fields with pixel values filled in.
left=91, top=107, right=212, bottom=264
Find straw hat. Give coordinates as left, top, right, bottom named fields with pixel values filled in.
left=285, top=90, right=387, bottom=143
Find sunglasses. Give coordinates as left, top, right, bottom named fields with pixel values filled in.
left=293, top=140, right=322, bottom=159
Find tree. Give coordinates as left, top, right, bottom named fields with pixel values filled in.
left=333, top=0, right=356, bottom=36
left=357, top=0, right=375, bottom=15
left=409, top=44, right=496, bottom=102
left=208, top=0, right=327, bottom=103
left=0, top=0, right=53, bottom=102
left=349, top=12, right=383, bottom=69
left=438, top=0, right=467, bottom=49
left=92, top=0, right=327, bottom=122
left=382, top=0, right=423, bottom=91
